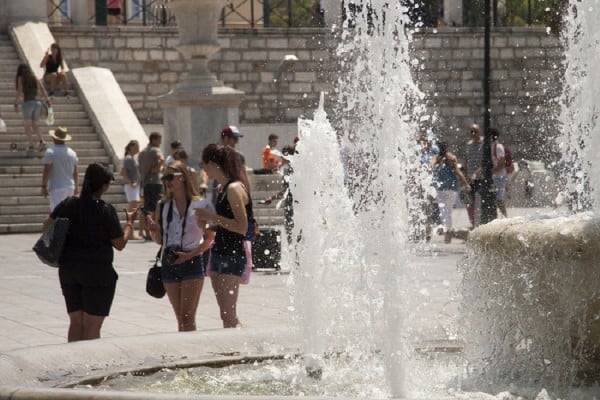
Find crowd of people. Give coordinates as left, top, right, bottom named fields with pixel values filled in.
left=41, top=125, right=299, bottom=342
left=416, top=123, right=513, bottom=243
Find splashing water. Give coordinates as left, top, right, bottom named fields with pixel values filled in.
left=558, top=0, right=600, bottom=210
left=290, top=1, right=426, bottom=397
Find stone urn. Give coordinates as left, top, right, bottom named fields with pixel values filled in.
left=169, top=0, right=225, bottom=92
left=461, top=212, right=600, bottom=386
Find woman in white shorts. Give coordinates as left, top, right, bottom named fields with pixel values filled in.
left=121, top=140, right=143, bottom=239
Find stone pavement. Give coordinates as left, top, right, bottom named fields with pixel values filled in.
left=0, top=207, right=551, bottom=354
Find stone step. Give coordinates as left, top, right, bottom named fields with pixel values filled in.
left=0, top=103, right=84, bottom=112
left=0, top=133, right=99, bottom=142
left=0, top=148, right=107, bottom=158
left=0, top=126, right=97, bottom=134
left=0, top=192, right=125, bottom=206
left=0, top=174, right=127, bottom=188
left=0, top=163, right=113, bottom=174
left=0, top=155, right=111, bottom=166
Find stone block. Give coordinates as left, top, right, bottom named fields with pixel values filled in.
left=164, top=51, right=181, bottom=61
left=144, top=36, right=163, bottom=49
left=125, top=37, right=142, bottom=49
left=117, top=50, right=133, bottom=61
left=243, top=51, right=268, bottom=61
left=267, top=38, right=290, bottom=49
left=249, top=38, right=267, bottom=48
left=80, top=49, right=99, bottom=62
left=223, top=51, right=242, bottom=61
left=499, top=48, right=514, bottom=59
left=289, top=82, right=312, bottom=93
left=231, top=38, right=249, bottom=48
left=77, top=37, right=95, bottom=48
left=294, top=72, right=317, bottom=82
left=133, top=50, right=148, bottom=61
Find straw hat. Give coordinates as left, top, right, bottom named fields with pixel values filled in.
left=48, top=127, right=72, bottom=142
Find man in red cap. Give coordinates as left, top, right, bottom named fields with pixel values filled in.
left=220, top=125, right=246, bottom=165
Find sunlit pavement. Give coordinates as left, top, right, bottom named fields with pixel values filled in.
left=0, top=207, right=554, bottom=353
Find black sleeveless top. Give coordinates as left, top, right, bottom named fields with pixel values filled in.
left=214, top=180, right=253, bottom=258
left=45, top=57, right=60, bottom=74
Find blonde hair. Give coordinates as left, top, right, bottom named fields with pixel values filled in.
left=162, top=160, right=200, bottom=202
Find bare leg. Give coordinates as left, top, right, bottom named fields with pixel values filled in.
left=497, top=201, right=507, bottom=218
left=127, top=200, right=142, bottom=239
left=177, top=279, right=203, bottom=331
left=211, top=273, right=241, bottom=328
left=23, top=120, right=34, bottom=148
left=82, top=313, right=105, bottom=340
left=67, top=310, right=84, bottom=342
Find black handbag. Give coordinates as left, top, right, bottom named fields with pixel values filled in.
left=146, top=247, right=165, bottom=298
left=33, top=217, right=70, bottom=267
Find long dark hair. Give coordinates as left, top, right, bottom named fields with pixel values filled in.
left=15, top=63, right=37, bottom=91
left=81, top=163, right=114, bottom=200
left=50, top=43, right=64, bottom=69
left=201, top=144, right=249, bottom=191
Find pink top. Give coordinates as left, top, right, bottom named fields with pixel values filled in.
left=107, top=0, right=121, bottom=9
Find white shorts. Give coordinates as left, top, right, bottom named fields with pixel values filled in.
left=124, top=184, right=140, bottom=202
left=50, top=187, right=74, bottom=211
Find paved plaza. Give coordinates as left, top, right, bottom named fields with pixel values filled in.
left=0, top=207, right=552, bottom=354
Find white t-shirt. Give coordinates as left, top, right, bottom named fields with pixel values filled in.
left=492, top=142, right=507, bottom=177
left=162, top=198, right=213, bottom=251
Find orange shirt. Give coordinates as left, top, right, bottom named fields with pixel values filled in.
left=262, top=146, right=280, bottom=171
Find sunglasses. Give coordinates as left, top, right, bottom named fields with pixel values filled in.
left=161, top=172, right=183, bottom=182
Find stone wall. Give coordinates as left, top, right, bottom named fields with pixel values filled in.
left=51, top=26, right=563, bottom=162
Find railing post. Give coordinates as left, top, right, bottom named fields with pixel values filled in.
left=250, top=0, right=255, bottom=28
left=142, top=0, right=147, bottom=26
left=288, top=0, right=292, bottom=27
left=95, top=0, right=107, bottom=26
left=263, top=0, right=270, bottom=27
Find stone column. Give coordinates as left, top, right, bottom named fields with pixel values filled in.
left=70, top=0, right=91, bottom=26
left=0, top=0, right=47, bottom=31
left=159, top=0, right=244, bottom=165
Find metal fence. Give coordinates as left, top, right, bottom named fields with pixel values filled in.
left=47, top=0, right=176, bottom=27
left=47, top=0, right=565, bottom=30
left=47, top=0, right=320, bottom=28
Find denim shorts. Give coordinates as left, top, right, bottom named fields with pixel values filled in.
left=493, top=174, right=508, bottom=201
left=22, top=100, right=42, bottom=121
left=210, top=251, right=246, bottom=277
left=161, top=255, right=204, bottom=283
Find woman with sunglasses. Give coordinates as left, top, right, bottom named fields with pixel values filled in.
left=196, top=144, right=253, bottom=328
left=146, top=161, right=215, bottom=332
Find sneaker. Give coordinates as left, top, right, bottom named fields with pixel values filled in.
left=9, top=143, right=17, bottom=152
left=37, top=141, right=47, bottom=152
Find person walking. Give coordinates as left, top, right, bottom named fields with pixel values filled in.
left=40, top=43, right=69, bottom=96
left=465, top=123, right=483, bottom=228
left=42, top=163, right=138, bottom=342
left=491, top=128, right=509, bottom=218
left=13, top=63, right=51, bottom=153
left=107, top=0, right=123, bottom=25
left=145, top=161, right=215, bottom=332
left=196, top=144, right=254, bottom=328
left=431, top=141, right=469, bottom=242
left=138, top=132, right=164, bottom=238
left=41, top=127, right=78, bottom=212
left=120, top=140, right=144, bottom=240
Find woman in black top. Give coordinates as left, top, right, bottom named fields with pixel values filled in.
left=43, top=163, right=137, bottom=342
left=40, top=43, right=68, bottom=96
left=197, top=144, right=252, bottom=328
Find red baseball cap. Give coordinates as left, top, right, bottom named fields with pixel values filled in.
left=221, top=125, right=243, bottom=138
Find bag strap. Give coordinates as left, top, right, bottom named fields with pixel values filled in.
left=163, top=198, right=191, bottom=249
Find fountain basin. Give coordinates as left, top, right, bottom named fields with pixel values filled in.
left=462, top=212, right=600, bottom=387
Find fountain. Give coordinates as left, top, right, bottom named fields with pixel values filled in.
left=1, top=1, right=600, bottom=399
left=460, top=0, right=600, bottom=396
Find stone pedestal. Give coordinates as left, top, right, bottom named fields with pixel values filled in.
left=463, top=213, right=600, bottom=383
left=160, top=0, right=245, bottom=165
left=160, top=87, right=243, bottom=167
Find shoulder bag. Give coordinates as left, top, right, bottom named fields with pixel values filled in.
left=33, top=217, right=70, bottom=267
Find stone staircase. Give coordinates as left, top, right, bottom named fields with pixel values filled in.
left=0, top=34, right=127, bottom=233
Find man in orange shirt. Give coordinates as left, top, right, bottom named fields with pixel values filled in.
left=262, top=134, right=281, bottom=172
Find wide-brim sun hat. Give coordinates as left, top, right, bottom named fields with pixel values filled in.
left=48, top=126, right=72, bottom=141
